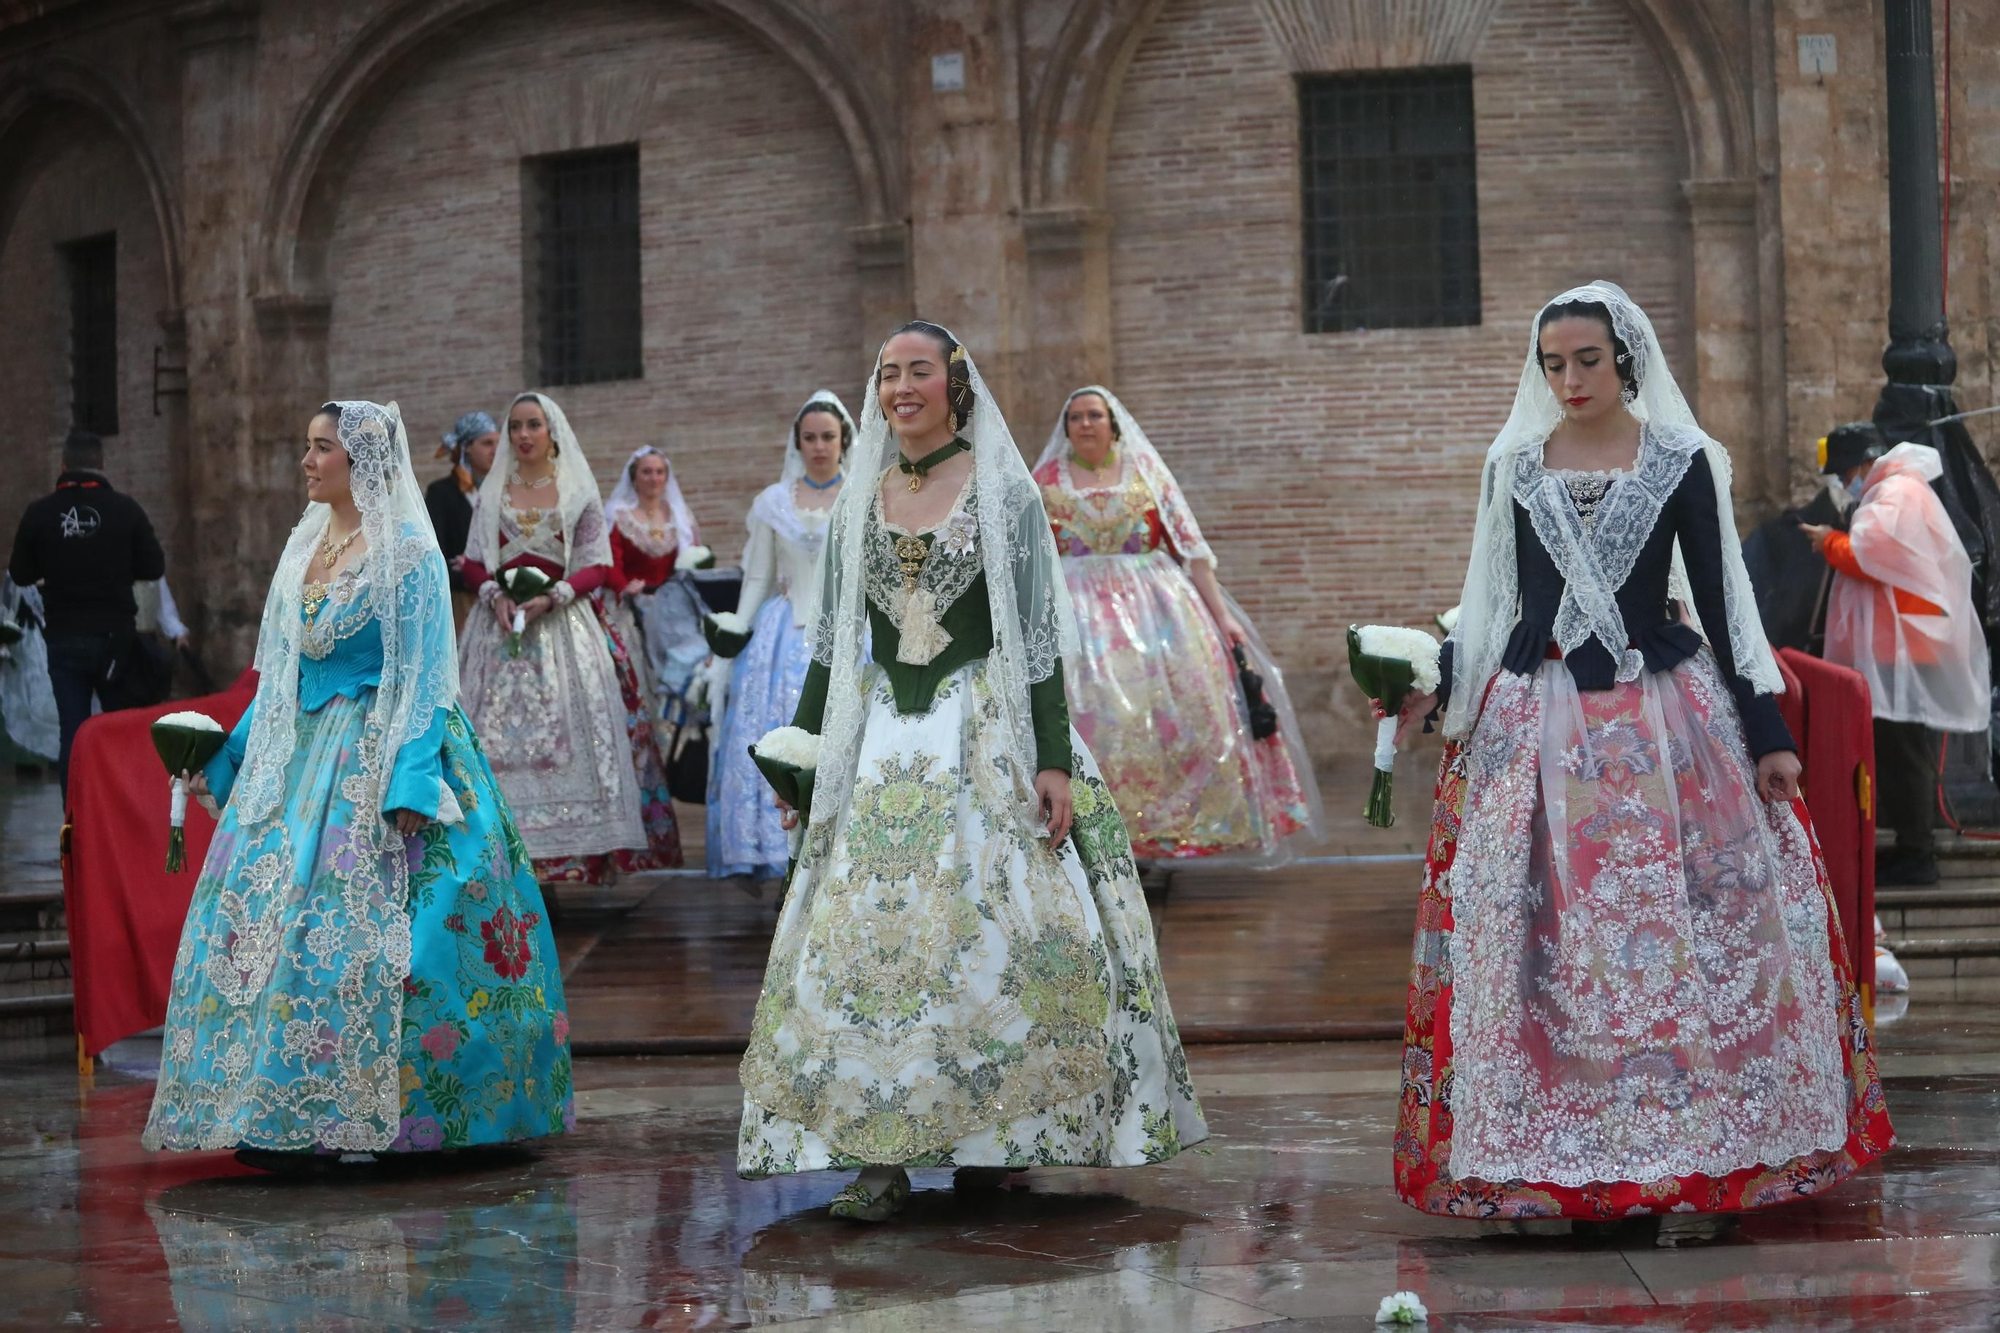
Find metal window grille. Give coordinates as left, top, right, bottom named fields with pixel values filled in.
left=526, top=145, right=642, bottom=385
left=1299, top=68, right=1480, bottom=333
left=63, top=232, right=119, bottom=434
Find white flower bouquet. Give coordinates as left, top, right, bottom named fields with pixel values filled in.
left=751, top=725, right=819, bottom=816
left=1375, top=1290, right=1429, bottom=1325
left=499, top=566, right=556, bottom=657
left=679, top=544, right=716, bottom=571
left=1435, top=605, right=1460, bottom=636
left=1348, top=624, right=1442, bottom=829
left=151, top=710, right=227, bottom=872
left=703, top=609, right=753, bottom=659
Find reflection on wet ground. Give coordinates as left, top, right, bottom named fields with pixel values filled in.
left=6, top=1009, right=2000, bottom=1331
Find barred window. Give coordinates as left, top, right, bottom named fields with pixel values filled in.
left=1299, top=68, right=1480, bottom=333
left=525, top=145, right=642, bottom=385
left=63, top=232, right=118, bottom=434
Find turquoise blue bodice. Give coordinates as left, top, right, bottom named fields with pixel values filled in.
left=204, top=566, right=450, bottom=819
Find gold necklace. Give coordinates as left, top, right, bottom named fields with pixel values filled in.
left=318, top=523, right=362, bottom=571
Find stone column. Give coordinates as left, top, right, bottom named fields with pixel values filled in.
left=1682, top=177, right=1776, bottom=512
left=899, top=0, right=1034, bottom=427
left=1022, top=205, right=1112, bottom=436
left=169, top=0, right=266, bottom=670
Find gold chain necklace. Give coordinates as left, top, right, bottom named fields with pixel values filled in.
left=304, top=523, right=362, bottom=621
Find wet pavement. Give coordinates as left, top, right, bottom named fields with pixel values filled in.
left=3, top=995, right=1998, bottom=1331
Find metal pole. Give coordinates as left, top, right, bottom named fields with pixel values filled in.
left=1880, top=0, right=1955, bottom=385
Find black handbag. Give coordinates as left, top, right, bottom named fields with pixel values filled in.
left=1233, top=643, right=1280, bottom=741
left=665, top=722, right=710, bottom=804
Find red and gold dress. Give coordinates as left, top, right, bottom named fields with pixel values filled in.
left=1034, top=451, right=1314, bottom=859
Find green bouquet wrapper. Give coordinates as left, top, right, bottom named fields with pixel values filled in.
left=500, top=566, right=556, bottom=657
left=152, top=714, right=229, bottom=873
left=749, top=748, right=816, bottom=822
left=0, top=618, right=22, bottom=648
left=1346, top=625, right=1430, bottom=830
left=703, top=612, right=753, bottom=660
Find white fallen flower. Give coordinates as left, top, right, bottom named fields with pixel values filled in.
left=705, top=610, right=751, bottom=635
left=1375, top=1290, right=1429, bottom=1325
left=1355, top=625, right=1442, bottom=695
left=156, top=710, right=225, bottom=733
left=754, top=725, right=820, bottom=770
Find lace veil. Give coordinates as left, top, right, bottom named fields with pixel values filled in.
left=217, top=400, right=453, bottom=1150
left=806, top=328, right=1078, bottom=847
left=1035, top=385, right=1216, bottom=565
left=606, top=445, right=700, bottom=551
left=752, top=389, right=855, bottom=547
left=468, top=392, right=614, bottom=577
left=236, top=401, right=456, bottom=826
left=1442, top=281, right=1783, bottom=739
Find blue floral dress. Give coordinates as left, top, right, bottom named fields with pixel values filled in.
left=144, top=560, right=573, bottom=1154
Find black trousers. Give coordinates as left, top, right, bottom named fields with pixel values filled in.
left=46, top=629, right=147, bottom=792
left=1874, top=717, right=1941, bottom=855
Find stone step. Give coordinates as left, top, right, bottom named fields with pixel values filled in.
left=1877, top=884, right=2000, bottom=932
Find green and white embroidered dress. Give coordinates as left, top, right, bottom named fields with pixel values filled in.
left=737, top=336, right=1207, bottom=1177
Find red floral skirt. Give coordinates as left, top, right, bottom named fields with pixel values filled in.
left=1394, top=658, right=1893, bottom=1218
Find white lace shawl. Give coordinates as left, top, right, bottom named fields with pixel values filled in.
left=805, top=332, right=1078, bottom=851
left=468, top=392, right=612, bottom=580
left=1036, top=384, right=1216, bottom=566
left=1442, top=281, right=1782, bottom=739
left=606, top=445, right=699, bottom=558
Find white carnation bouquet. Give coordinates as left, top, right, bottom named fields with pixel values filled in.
left=1347, top=624, right=1442, bottom=829
left=751, top=726, right=820, bottom=874
left=151, top=710, right=227, bottom=872
left=703, top=609, right=753, bottom=659
left=679, top=544, right=716, bottom=570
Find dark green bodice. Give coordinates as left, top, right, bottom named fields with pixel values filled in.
left=791, top=521, right=1072, bottom=774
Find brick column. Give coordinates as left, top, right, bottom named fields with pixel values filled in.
left=1022, top=205, right=1113, bottom=438
left=1683, top=176, right=1778, bottom=514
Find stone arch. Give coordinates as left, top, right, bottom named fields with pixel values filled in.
left=0, top=57, right=183, bottom=310
left=1030, top=0, right=1755, bottom=211
left=258, top=0, right=898, bottom=300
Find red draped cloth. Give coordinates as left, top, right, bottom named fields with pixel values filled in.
left=1777, top=647, right=1878, bottom=1008
left=63, top=668, right=258, bottom=1056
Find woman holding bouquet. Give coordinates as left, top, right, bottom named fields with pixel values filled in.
left=737, top=322, right=1207, bottom=1221
left=145, top=400, right=572, bottom=1163
left=1388, top=282, right=1890, bottom=1229
left=705, top=390, right=852, bottom=881
left=458, top=392, right=679, bottom=883
left=1034, top=387, right=1318, bottom=860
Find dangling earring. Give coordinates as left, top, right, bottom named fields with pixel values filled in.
left=551, top=442, right=562, bottom=458
left=1620, top=384, right=1637, bottom=406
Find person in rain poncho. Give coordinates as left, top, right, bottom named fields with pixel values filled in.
left=1803, top=421, right=1990, bottom=886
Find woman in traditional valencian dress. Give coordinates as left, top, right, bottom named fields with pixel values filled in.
left=458, top=392, right=678, bottom=883
left=705, top=391, right=852, bottom=881
left=738, top=322, right=1207, bottom=1222
left=1033, top=387, right=1319, bottom=860
left=1389, top=283, right=1891, bottom=1230
left=146, top=401, right=572, bottom=1166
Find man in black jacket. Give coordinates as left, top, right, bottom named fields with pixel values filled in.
left=9, top=429, right=167, bottom=789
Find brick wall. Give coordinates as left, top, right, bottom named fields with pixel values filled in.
left=0, top=119, right=175, bottom=575
left=323, top=0, right=866, bottom=561
left=1102, top=0, right=1693, bottom=756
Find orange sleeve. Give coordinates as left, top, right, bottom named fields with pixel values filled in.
left=1822, top=531, right=1875, bottom=583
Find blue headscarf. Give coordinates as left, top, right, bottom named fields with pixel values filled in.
left=438, top=410, right=498, bottom=492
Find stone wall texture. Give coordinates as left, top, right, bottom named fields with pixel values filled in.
left=0, top=0, right=1992, bottom=770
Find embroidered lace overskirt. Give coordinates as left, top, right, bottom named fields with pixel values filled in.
left=1394, top=653, right=1892, bottom=1217
left=1061, top=548, right=1309, bottom=858
left=459, top=595, right=650, bottom=874
left=737, top=660, right=1208, bottom=1174
left=708, top=592, right=814, bottom=879
left=145, top=699, right=574, bottom=1152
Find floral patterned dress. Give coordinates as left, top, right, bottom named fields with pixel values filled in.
left=458, top=495, right=679, bottom=883
left=145, top=559, right=573, bottom=1153
left=1035, top=454, right=1313, bottom=859
left=737, top=479, right=1208, bottom=1175
left=1396, top=453, right=1892, bottom=1218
